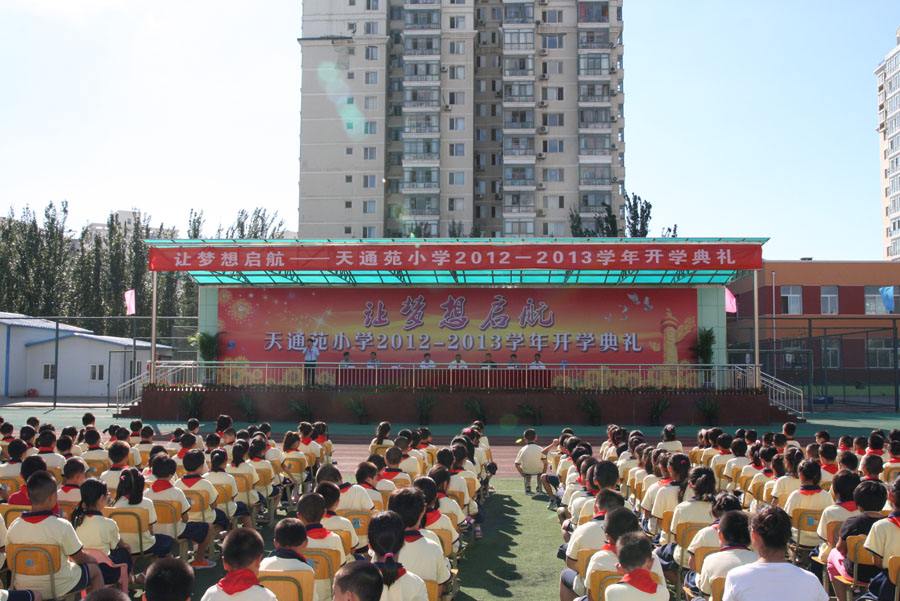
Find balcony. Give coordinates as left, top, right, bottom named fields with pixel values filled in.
left=503, top=93, right=535, bottom=104
left=503, top=15, right=535, bottom=24
left=504, top=178, right=536, bottom=189
left=504, top=147, right=536, bottom=156
left=503, top=120, right=535, bottom=130
left=578, top=39, right=612, bottom=49
left=403, top=206, right=441, bottom=216
left=578, top=147, right=612, bottom=157
left=504, top=68, right=534, bottom=77
left=403, top=124, right=440, bottom=135
left=578, top=68, right=613, bottom=78
left=404, top=73, right=441, bottom=84
left=579, top=203, right=607, bottom=214
left=578, top=121, right=612, bottom=131
left=404, top=21, right=441, bottom=32
left=404, top=47, right=441, bottom=56
left=578, top=93, right=610, bottom=103
left=405, top=0, right=439, bottom=5
left=502, top=203, right=537, bottom=214
left=579, top=177, right=612, bottom=186
left=400, top=181, right=440, bottom=192
left=403, top=99, right=441, bottom=111
left=504, top=42, right=535, bottom=53
left=403, top=152, right=440, bottom=166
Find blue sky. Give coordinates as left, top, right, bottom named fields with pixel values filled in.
left=0, top=0, right=898, bottom=259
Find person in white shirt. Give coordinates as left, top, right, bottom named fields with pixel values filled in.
left=389, top=489, right=452, bottom=593
left=418, top=353, right=436, bottom=369
left=297, top=492, right=347, bottom=601
left=333, top=560, right=386, bottom=601
left=317, top=482, right=360, bottom=552
left=514, top=429, right=547, bottom=494
left=369, top=511, right=429, bottom=601
left=657, top=425, right=684, bottom=453
left=604, top=532, right=670, bottom=601
left=447, top=354, right=468, bottom=370
left=696, top=510, right=757, bottom=596
left=0, top=439, right=27, bottom=478
left=302, top=342, right=320, bottom=386
left=506, top=353, right=522, bottom=369
left=723, top=505, right=828, bottom=601
left=72, top=478, right=134, bottom=587
left=367, top=352, right=381, bottom=369
left=259, top=517, right=315, bottom=575
left=58, top=456, right=88, bottom=504
left=35, top=430, right=66, bottom=471
left=200, top=528, right=277, bottom=601
left=528, top=352, right=546, bottom=370
left=339, top=351, right=355, bottom=369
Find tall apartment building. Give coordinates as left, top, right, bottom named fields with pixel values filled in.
left=298, top=0, right=624, bottom=238
left=877, top=26, right=900, bottom=260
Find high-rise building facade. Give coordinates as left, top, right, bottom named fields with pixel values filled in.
left=299, top=0, right=624, bottom=238
left=877, top=26, right=900, bottom=260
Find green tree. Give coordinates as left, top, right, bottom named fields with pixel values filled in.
left=104, top=214, right=127, bottom=336
left=156, top=224, right=180, bottom=337
left=0, top=209, right=21, bottom=311
left=623, top=192, right=652, bottom=238
left=220, top=208, right=284, bottom=239
left=128, top=217, right=150, bottom=336
left=38, top=202, right=71, bottom=317
left=17, top=207, right=43, bottom=316
left=180, top=210, right=203, bottom=318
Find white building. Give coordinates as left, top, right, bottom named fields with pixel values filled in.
left=877, top=26, right=900, bottom=259
left=1, top=313, right=172, bottom=399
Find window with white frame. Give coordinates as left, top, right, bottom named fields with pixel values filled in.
left=363, top=175, right=376, bottom=188
left=820, top=286, right=839, bottom=315
left=821, top=338, right=840, bottom=369
left=365, top=72, right=378, bottom=84
left=363, top=200, right=377, bottom=214
left=365, top=46, right=379, bottom=60
left=449, top=172, right=465, bottom=185
left=364, top=96, right=377, bottom=109
left=363, top=147, right=376, bottom=160
left=42, top=364, right=56, bottom=380
left=867, top=338, right=898, bottom=368
left=90, top=364, right=105, bottom=381
left=865, top=286, right=896, bottom=314
left=449, top=66, right=466, bottom=79
left=449, top=16, right=465, bottom=29
left=779, top=285, right=802, bottom=315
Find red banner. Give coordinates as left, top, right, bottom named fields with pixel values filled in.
left=218, top=287, right=698, bottom=365
left=149, top=242, right=762, bottom=272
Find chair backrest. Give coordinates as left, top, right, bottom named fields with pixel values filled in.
left=304, top=548, right=341, bottom=580
left=103, top=506, right=150, bottom=535
left=337, top=510, right=372, bottom=539
left=448, top=490, right=466, bottom=511
left=713, top=462, right=727, bottom=484
left=371, top=444, right=392, bottom=457
left=256, top=468, right=274, bottom=488
left=0, top=505, right=30, bottom=527
left=47, top=466, right=63, bottom=483
left=7, top=543, right=63, bottom=575
left=85, top=458, right=110, bottom=475
left=213, top=483, right=234, bottom=507
left=888, top=554, right=900, bottom=586
left=57, top=501, right=78, bottom=521
left=762, top=483, right=774, bottom=504
left=139, top=450, right=150, bottom=466
left=153, top=499, right=184, bottom=538
left=379, top=490, right=392, bottom=509
left=710, top=576, right=726, bottom=601
left=791, top=508, right=822, bottom=534
left=575, top=548, right=596, bottom=579
left=821, top=480, right=832, bottom=491
left=259, top=570, right=315, bottom=601
left=335, top=529, right=353, bottom=555
left=821, top=520, right=840, bottom=550
left=282, top=457, right=308, bottom=478
left=586, top=570, right=620, bottom=601
left=659, top=510, right=674, bottom=537
left=0, top=476, right=22, bottom=494
left=184, top=488, right=211, bottom=515
left=882, top=465, right=900, bottom=484
left=424, top=579, right=440, bottom=601
left=465, top=477, right=477, bottom=500
left=431, top=527, right=454, bottom=557
left=674, top=522, right=707, bottom=563
left=692, top=546, right=718, bottom=574
left=576, top=512, right=591, bottom=526
left=845, top=534, right=878, bottom=568
left=231, top=472, right=256, bottom=505
left=634, top=480, right=644, bottom=505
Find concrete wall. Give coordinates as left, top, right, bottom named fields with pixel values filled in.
left=697, top=286, right=726, bottom=364
left=198, top=287, right=219, bottom=336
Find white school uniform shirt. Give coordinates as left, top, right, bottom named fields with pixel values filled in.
left=570, top=491, right=594, bottom=521
left=75, top=513, right=121, bottom=555
left=687, top=523, right=721, bottom=556
left=6, top=513, right=84, bottom=599
left=438, top=494, right=467, bottom=526
left=723, top=561, right=828, bottom=601
left=206, top=470, right=239, bottom=517
left=398, top=532, right=452, bottom=584
left=37, top=450, right=67, bottom=471
left=697, top=547, right=757, bottom=595
left=650, top=483, right=683, bottom=540
left=0, top=462, right=21, bottom=478
left=360, top=483, right=383, bottom=507
left=783, top=487, right=833, bottom=547
left=425, top=510, right=459, bottom=548
left=176, top=474, right=220, bottom=523
left=112, top=496, right=158, bottom=553
left=864, top=514, right=900, bottom=568
left=226, top=461, right=260, bottom=490
left=585, top=552, right=666, bottom=598
left=259, top=553, right=315, bottom=573
left=566, top=517, right=608, bottom=593
left=657, top=440, right=683, bottom=452
left=772, top=475, right=801, bottom=505
left=605, top=579, right=670, bottom=601
left=200, top=583, right=277, bottom=601
left=709, top=452, right=733, bottom=488
left=80, top=447, right=109, bottom=462
left=145, top=482, right=191, bottom=537
left=816, top=503, right=858, bottom=556
left=264, top=445, right=283, bottom=465
left=322, top=512, right=359, bottom=550
left=399, top=455, right=421, bottom=477
left=640, top=479, right=665, bottom=516
left=379, top=571, right=428, bottom=601
left=22, top=446, right=37, bottom=458
left=669, top=499, right=714, bottom=564
left=99, top=465, right=130, bottom=491
left=307, top=529, right=347, bottom=601
left=338, top=483, right=376, bottom=512
left=723, top=456, right=750, bottom=490
left=57, top=484, right=82, bottom=504
left=515, top=443, right=545, bottom=475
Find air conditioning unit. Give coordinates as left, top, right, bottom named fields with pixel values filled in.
left=610, top=90, right=618, bottom=96
left=536, top=152, right=546, bottom=160
left=538, top=48, right=548, bottom=56
left=538, top=100, right=548, bottom=108
left=476, top=193, right=484, bottom=200
left=443, top=104, right=451, bottom=111
left=611, top=177, right=619, bottom=184
left=440, top=66, right=448, bottom=72
left=477, top=19, right=485, bottom=27
left=538, top=125, right=548, bottom=134
left=535, top=19, right=543, bottom=26
left=609, top=66, right=617, bottom=73
left=539, top=73, right=549, bottom=80
left=495, top=91, right=503, bottom=98
left=609, top=144, right=617, bottom=150
left=494, top=193, right=502, bottom=200
left=536, top=182, right=546, bottom=190
left=610, top=114, right=617, bottom=121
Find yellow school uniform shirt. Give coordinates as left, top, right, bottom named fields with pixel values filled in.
left=379, top=571, right=428, bottom=601
left=697, top=547, right=757, bottom=595
left=669, top=499, right=714, bottom=566
left=783, top=487, right=833, bottom=546
left=657, top=440, right=683, bottom=453
left=650, top=482, right=681, bottom=539
left=398, top=531, right=451, bottom=585
left=6, top=512, right=84, bottom=598
left=75, top=512, right=121, bottom=555
left=864, top=514, right=900, bottom=569
left=337, top=483, right=376, bottom=512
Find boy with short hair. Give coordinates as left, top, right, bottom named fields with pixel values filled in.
left=696, top=510, right=757, bottom=596
left=0, top=439, right=27, bottom=478
left=604, top=532, right=669, bottom=601
left=332, top=561, right=383, bottom=601
left=354, top=462, right=383, bottom=507
left=316, top=482, right=359, bottom=551
left=135, top=426, right=157, bottom=455
left=394, top=437, right=420, bottom=477
left=259, top=517, right=315, bottom=573
left=6, top=471, right=103, bottom=597
left=81, top=429, right=107, bottom=461
left=783, top=422, right=801, bottom=449
left=199, top=528, right=276, bottom=601
left=376, top=448, right=406, bottom=491
left=429, top=466, right=466, bottom=527
left=145, top=557, right=195, bottom=601
left=35, top=429, right=66, bottom=471
left=176, top=450, right=226, bottom=543
left=296, top=493, right=346, bottom=601
left=99, top=441, right=131, bottom=490
left=129, top=420, right=144, bottom=446
left=58, top=457, right=88, bottom=503
left=7, top=455, right=49, bottom=506
left=514, top=429, right=546, bottom=494
left=388, top=488, right=451, bottom=588
left=316, top=465, right=375, bottom=513
left=561, top=489, right=626, bottom=598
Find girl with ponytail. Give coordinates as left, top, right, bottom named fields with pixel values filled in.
left=73, top=478, right=134, bottom=587
left=369, top=422, right=393, bottom=455
left=205, top=448, right=248, bottom=527
left=368, top=511, right=428, bottom=600
left=112, top=467, right=173, bottom=558
left=772, top=447, right=804, bottom=507
left=649, top=452, right=691, bottom=539
left=656, top=466, right=717, bottom=573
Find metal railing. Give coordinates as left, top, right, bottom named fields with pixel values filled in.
left=503, top=121, right=535, bottom=129
left=757, top=370, right=806, bottom=417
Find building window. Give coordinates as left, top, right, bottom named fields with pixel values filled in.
left=364, top=147, right=376, bottom=160
left=345, top=121, right=354, bottom=131
left=344, top=226, right=352, bottom=235
left=542, top=168, right=564, bottom=182
left=364, top=96, right=377, bottom=109
left=449, top=197, right=461, bottom=211
left=542, top=9, right=563, bottom=23
left=779, top=285, right=802, bottom=315
left=363, top=175, right=376, bottom=188
left=362, top=226, right=376, bottom=238
left=543, top=139, right=564, bottom=153
left=448, top=91, right=465, bottom=105
left=345, top=175, right=353, bottom=183
left=865, top=286, right=895, bottom=315
left=449, top=143, right=465, bottom=156
left=542, top=113, right=564, bottom=126
left=542, top=87, right=564, bottom=101
left=449, top=66, right=466, bottom=79
left=366, top=0, right=379, bottom=9
left=821, top=338, right=840, bottom=369
left=365, top=72, right=378, bottom=84
left=820, top=286, right=838, bottom=315
left=449, top=16, right=465, bottom=29
left=867, top=338, right=898, bottom=368
left=364, top=22, right=378, bottom=34
left=541, top=34, right=564, bottom=49
left=89, top=364, right=105, bottom=381
left=365, top=46, right=379, bottom=60
left=364, top=121, right=377, bottom=134
left=363, top=200, right=377, bottom=213
left=345, top=147, right=353, bottom=155
left=449, top=172, right=465, bottom=185
left=449, top=118, right=465, bottom=131
left=449, top=41, right=465, bottom=54
left=345, top=201, right=353, bottom=208
left=42, top=364, right=56, bottom=380
left=347, top=72, right=355, bottom=80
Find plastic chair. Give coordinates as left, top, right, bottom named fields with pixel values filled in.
left=431, top=527, right=455, bottom=559
left=888, top=555, right=899, bottom=601
left=789, top=508, right=823, bottom=561
left=586, top=570, right=620, bottom=601
left=0, top=505, right=30, bottom=527
left=152, top=500, right=190, bottom=559
left=335, top=529, right=353, bottom=555
left=448, top=490, right=467, bottom=513
left=425, top=579, right=440, bottom=601
left=259, top=569, right=315, bottom=601
left=464, top=477, right=477, bottom=501
left=85, top=458, right=110, bottom=476
left=673, top=522, right=707, bottom=601
left=883, top=465, right=900, bottom=484
left=184, top=488, right=213, bottom=524
left=0, top=477, right=22, bottom=494
left=232, top=472, right=259, bottom=527
left=255, top=468, right=278, bottom=523
left=710, top=576, right=726, bottom=601
left=658, top=510, right=674, bottom=538
left=810, top=521, right=840, bottom=590
left=57, top=501, right=78, bottom=521
left=102, top=507, right=152, bottom=556
left=575, top=548, right=597, bottom=580
left=304, top=548, right=341, bottom=586
left=7, top=543, right=79, bottom=601
left=834, top=534, right=879, bottom=601
left=684, top=546, right=718, bottom=599
left=47, top=467, right=63, bottom=483
left=713, top=463, right=727, bottom=490
left=337, top=510, right=372, bottom=542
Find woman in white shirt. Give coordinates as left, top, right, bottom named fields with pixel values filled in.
left=370, top=511, right=428, bottom=601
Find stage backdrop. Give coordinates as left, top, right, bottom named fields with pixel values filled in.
left=217, top=287, right=698, bottom=365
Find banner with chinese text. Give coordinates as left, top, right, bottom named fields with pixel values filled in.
left=218, top=287, right=699, bottom=365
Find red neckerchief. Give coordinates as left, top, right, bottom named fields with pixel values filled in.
left=130, top=432, right=140, bottom=438
left=416, top=442, right=429, bottom=450
left=325, top=510, right=337, bottom=518
left=378, top=468, right=403, bottom=481
left=181, top=474, right=203, bottom=488
left=177, top=448, right=190, bottom=459
left=763, top=468, right=774, bottom=477
left=866, top=449, right=885, bottom=456
left=339, top=482, right=352, bottom=493
left=301, top=437, right=312, bottom=445
left=151, top=480, right=173, bottom=493
left=21, top=510, right=54, bottom=524
left=822, top=463, right=838, bottom=474
left=838, top=444, right=851, bottom=452
left=1, top=436, right=13, bottom=442
left=864, top=476, right=881, bottom=482
left=621, top=568, right=657, bottom=594
left=305, top=523, right=330, bottom=539
left=437, top=492, right=447, bottom=500
left=839, top=501, right=858, bottom=511
left=250, top=457, right=264, bottom=463
left=109, top=463, right=127, bottom=470
left=890, top=457, right=900, bottom=463
left=885, top=511, right=900, bottom=528
left=360, top=482, right=375, bottom=490
left=719, top=450, right=732, bottom=456
left=403, top=529, right=423, bottom=543
left=217, top=569, right=260, bottom=595
left=87, top=445, right=102, bottom=451
left=37, top=446, right=55, bottom=453
left=575, top=476, right=584, bottom=485
left=593, top=510, right=606, bottom=520
left=425, top=509, right=442, bottom=526
left=60, top=484, right=80, bottom=493
left=659, top=478, right=672, bottom=486
left=315, top=435, right=327, bottom=444
left=600, top=542, right=615, bottom=552
left=216, top=431, right=224, bottom=438
left=449, top=468, right=463, bottom=475
left=799, top=485, right=822, bottom=496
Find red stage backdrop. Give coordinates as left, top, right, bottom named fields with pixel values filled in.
left=218, top=287, right=698, bottom=365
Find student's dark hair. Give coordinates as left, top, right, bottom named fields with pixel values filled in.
left=854, top=436, right=867, bottom=450
left=282, top=432, right=300, bottom=453
left=129, top=420, right=142, bottom=433
left=107, top=441, right=130, bottom=465
left=71, top=478, right=108, bottom=529
left=816, top=430, right=831, bottom=442
left=798, top=460, right=821, bottom=485
left=56, top=436, right=73, bottom=454
left=593, top=460, right=619, bottom=490
left=839, top=450, right=859, bottom=472
left=356, top=461, right=378, bottom=484
left=315, top=481, right=341, bottom=509
left=315, top=464, right=341, bottom=484
left=771, top=455, right=786, bottom=478
left=784, top=447, right=803, bottom=477
left=891, top=440, right=900, bottom=457
left=783, top=422, right=797, bottom=436
left=297, top=492, right=327, bottom=523
left=334, top=561, right=384, bottom=601
left=185, top=418, right=199, bottom=431
left=62, top=457, right=86, bottom=480
left=368, top=511, right=406, bottom=587
left=745, top=429, right=758, bottom=443
left=36, top=429, right=56, bottom=448
left=687, top=466, right=716, bottom=503
left=21, top=455, right=47, bottom=481
left=82, top=412, right=96, bottom=427
left=868, top=432, right=885, bottom=450
left=435, top=448, right=453, bottom=469
left=428, top=465, right=451, bottom=489
left=820, top=442, right=838, bottom=462
left=0, top=422, right=13, bottom=436
left=731, top=438, right=748, bottom=458
left=773, top=433, right=787, bottom=448
left=413, top=476, right=438, bottom=508
left=7, top=439, right=27, bottom=461
left=274, top=517, right=308, bottom=548
left=862, top=454, right=884, bottom=477
left=854, top=479, right=889, bottom=511
left=182, top=450, right=205, bottom=473
left=595, top=489, right=625, bottom=512
left=893, top=477, right=900, bottom=508
left=152, top=455, right=177, bottom=479
left=215, top=415, right=233, bottom=433
left=662, top=424, right=677, bottom=441
left=231, top=441, right=249, bottom=467
left=523, top=428, right=536, bottom=441
left=719, top=510, right=751, bottom=547
left=222, top=528, right=265, bottom=570
left=18, top=425, right=35, bottom=441
left=205, top=433, right=220, bottom=449
left=375, top=421, right=392, bottom=445
left=138, top=426, right=154, bottom=440
left=384, top=446, right=402, bottom=466
left=617, top=532, right=654, bottom=571
left=145, top=557, right=195, bottom=601
left=711, top=492, right=741, bottom=517
left=209, top=449, right=227, bottom=472
left=297, top=422, right=314, bottom=437
left=831, top=470, right=861, bottom=504
left=26, top=470, right=56, bottom=505
left=751, top=506, right=792, bottom=550
left=388, top=487, right=426, bottom=529
left=605, top=507, right=641, bottom=542
left=716, top=433, right=733, bottom=450
left=116, top=467, right=145, bottom=505
left=83, top=429, right=101, bottom=446
left=179, top=433, right=196, bottom=450
left=248, top=437, right=268, bottom=460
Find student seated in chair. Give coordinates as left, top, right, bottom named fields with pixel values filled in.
left=145, top=557, right=195, bottom=601
left=332, top=560, right=384, bottom=601
left=200, top=528, right=276, bottom=601
left=259, top=517, right=314, bottom=574
left=604, top=532, right=669, bottom=601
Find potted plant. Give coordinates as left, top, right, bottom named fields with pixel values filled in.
left=690, top=327, right=716, bottom=388
left=188, top=331, right=221, bottom=385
